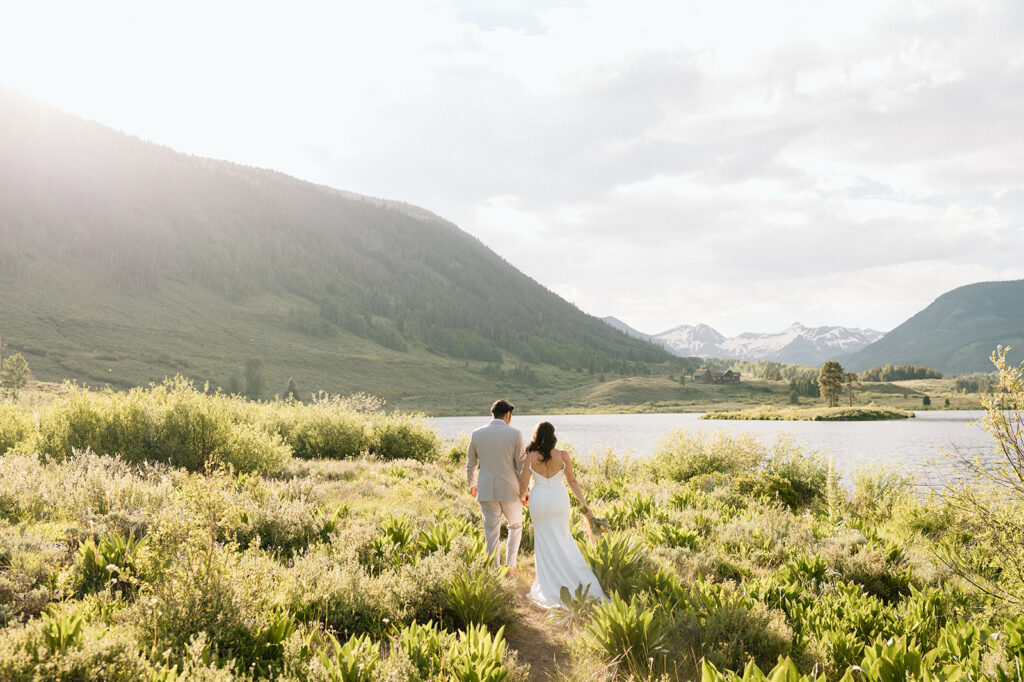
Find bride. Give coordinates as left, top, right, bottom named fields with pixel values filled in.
left=518, top=421, right=608, bottom=608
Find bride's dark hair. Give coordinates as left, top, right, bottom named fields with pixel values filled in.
left=527, top=421, right=558, bottom=463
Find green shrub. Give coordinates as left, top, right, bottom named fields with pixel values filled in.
left=830, top=544, right=915, bottom=603
left=645, top=522, right=699, bottom=550
left=0, top=527, right=62, bottom=625
left=444, top=565, right=514, bottom=629
left=318, top=632, right=378, bottom=682
left=33, top=380, right=289, bottom=474
left=368, top=412, right=441, bottom=461
left=701, top=657, right=818, bottom=681
left=42, top=605, right=85, bottom=654
left=449, top=623, right=510, bottom=682
left=696, top=598, right=793, bottom=673
left=759, top=437, right=829, bottom=509
left=850, top=465, right=915, bottom=521
left=394, top=620, right=451, bottom=679
left=0, top=617, right=153, bottom=681
left=585, top=593, right=669, bottom=673
left=581, top=532, right=646, bottom=598
left=70, top=531, right=143, bottom=597
left=0, top=407, right=32, bottom=454
left=233, top=486, right=333, bottom=557
left=649, top=431, right=765, bottom=483
left=274, top=405, right=369, bottom=459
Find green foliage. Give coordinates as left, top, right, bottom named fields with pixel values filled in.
left=2, top=377, right=1024, bottom=682
left=394, top=620, right=451, bottom=679
left=272, top=399, right=370, bottom=459
left=318, top=632, right=377, bottom=682
left=860, top=364, right=943, bottom=382
left=71, top=531, right=143, bottom=597
left=646, top=522, right=699, bottom=550
left=0, top=406, right=32, bottom=453
left=444, top=566, right=514, bottom=629
left=649, top=431, right=765, bottom=483
left=702, top=657, right=822, bottom=682
left=851, top=465, right=915, bottom=522
left=243, top=358, right=265, bottom=399
left=817, top=361, right=845, bottom=408
left=0, top=352, right=30, bottom=396
left=704, top=406, right=914, bottom=421
left=41, top=605, right=85, bottom=654
left=585, top=593, right=669, bottom=673
left=368, top=411, right=441, bottom=461
left=581, top=532, right=647, bottom=598
left=547, top=583, right=601, bottom=628
left=449, top=624, right=510, bottom=682
left=32, top=379, right=290, bottom=474
left=938, top=346, right=1024, bottom=605
left=760, top=437, right=829, bottom=509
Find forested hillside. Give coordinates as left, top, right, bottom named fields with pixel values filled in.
left=841, top=280, right=1024, bottom=373
left=0, top=87, right=667, bottom=402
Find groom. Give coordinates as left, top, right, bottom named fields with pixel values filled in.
left=466, top=399, right=525, bottom=573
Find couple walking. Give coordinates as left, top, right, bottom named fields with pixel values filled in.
left=466, top=399, right=608, bottom=608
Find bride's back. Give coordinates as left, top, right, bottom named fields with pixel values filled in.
left=528, top=447, right=566, bottom=479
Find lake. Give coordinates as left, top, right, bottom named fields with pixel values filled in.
left=429, top=411, right=997, bottom=486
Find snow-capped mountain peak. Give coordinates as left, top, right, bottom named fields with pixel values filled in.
left=602, top=318, right=885, bottom=366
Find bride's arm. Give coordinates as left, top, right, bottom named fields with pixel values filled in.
left=562, top=453, right=594, bottom=520
left=518, top=454, right=532, bottom=503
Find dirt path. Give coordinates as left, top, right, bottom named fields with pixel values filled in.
left=504, top=568, right=570, bottom=681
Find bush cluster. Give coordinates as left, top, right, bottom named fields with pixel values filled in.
left=0, top=378, right=443, bottom=475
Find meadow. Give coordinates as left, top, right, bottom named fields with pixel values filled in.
left=0, top=376, right=1021, bottom=681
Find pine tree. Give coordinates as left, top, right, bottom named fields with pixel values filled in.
left=844, top=371, right=860, bottom=406
left=243, top=359, right=265, bottom=399
left=0, top=353, right=30, bottom=397
left=817, top=361, right=844, bottom=408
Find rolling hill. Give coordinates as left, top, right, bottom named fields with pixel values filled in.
left=840, top=280, right=1024, bottom=373
left=0, top=86, right=669, bottom=409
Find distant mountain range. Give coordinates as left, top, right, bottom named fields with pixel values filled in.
left=839, top=280, right=1024, bottom=373
left=603, top=317, right=884, bottom=366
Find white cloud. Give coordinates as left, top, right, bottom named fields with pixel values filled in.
left=1, top=0, right=1022, bottom=336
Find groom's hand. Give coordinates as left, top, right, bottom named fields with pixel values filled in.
left=469, top=485, right=477, bottom=498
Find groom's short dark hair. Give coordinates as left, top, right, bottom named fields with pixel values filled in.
left=491, top=399, right=515, bottom=418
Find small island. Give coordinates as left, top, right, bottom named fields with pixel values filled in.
left=702, top=406, right=915, bottom=421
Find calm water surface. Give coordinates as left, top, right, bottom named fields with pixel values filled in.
left=429, top=411, right=997, bottom=486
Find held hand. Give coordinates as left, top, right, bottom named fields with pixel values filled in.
left=469, top=486, right=477, bottom=498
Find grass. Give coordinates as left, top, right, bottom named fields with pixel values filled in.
left=702, top=406, right=915, bottom=421
left=0, top=383, right=1020, bottom=681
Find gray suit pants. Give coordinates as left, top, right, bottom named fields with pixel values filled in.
left=479, top=500, right=523, bottom=568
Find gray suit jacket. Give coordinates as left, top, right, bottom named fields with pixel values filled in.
left=466, top=419, right=525, bottom=502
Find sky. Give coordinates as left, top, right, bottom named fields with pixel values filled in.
left=2, top=0, right=1023, bottom=336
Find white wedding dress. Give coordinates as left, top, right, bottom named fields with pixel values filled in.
left=526, top=463, right=608, bottom=608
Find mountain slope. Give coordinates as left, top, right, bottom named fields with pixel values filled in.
left=604, top=318, right=883, bottom=365
left=0, top=87, right=668, bottom=403
left=601, top=316, right=654, bottom=342
left=840, top=280, right=1024, bottom=373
